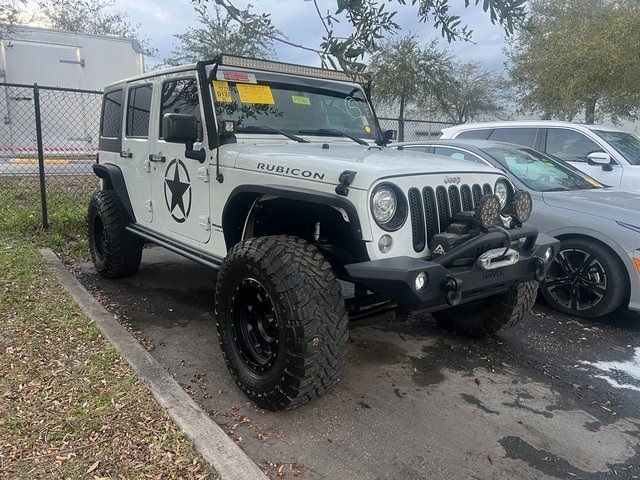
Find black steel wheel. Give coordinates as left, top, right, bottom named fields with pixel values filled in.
left=540, top=238, right=627, bottom=318
left=231, top=278, right=279, bottom=374
left=215, top=235, right=348, bottom=411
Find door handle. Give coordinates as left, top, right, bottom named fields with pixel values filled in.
left=149, top=153, right=166, bottom=162
left=120, top=150, right=132, bottom=158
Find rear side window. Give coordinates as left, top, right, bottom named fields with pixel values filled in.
left=126, top=85, right=153, bottom=137
left=160, top=78, right=202, bottom=140
left=488, top=128, right=538, bottom=147
left=433, top=146, right=484, bottom=163
left=101, top=89, right=123, bottom=138
left=401, top=145, right=428, bottom=153
left=456, top=129, right=492, bottom=140
left=545, top=128, right=603, bottom=163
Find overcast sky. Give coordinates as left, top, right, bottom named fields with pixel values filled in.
left=112, top=0, right=510, bottom=71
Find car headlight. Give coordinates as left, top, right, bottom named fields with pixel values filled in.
left=494, top=179, right=510, bottom=209
left=370, top=183, right=407, bottom=231
left=372, top=186, right=396, bottom=224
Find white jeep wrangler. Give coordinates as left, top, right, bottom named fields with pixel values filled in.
left=89, top=54, right=558, bottom=410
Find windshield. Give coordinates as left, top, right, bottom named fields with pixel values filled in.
left=593, top=129, right=640, bottom=165
left=484, top=146, right=604, bottom=192
left=212, top=69, right=379, bottom=141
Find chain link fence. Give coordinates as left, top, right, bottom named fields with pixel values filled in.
left=378, top=117, right=458, bottom=142
left=0, top=82, right=102, bottom=227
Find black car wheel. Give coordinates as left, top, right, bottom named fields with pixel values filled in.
left=88, top=190, right=143, bottom=279
left=540, top=238, right=627, bottom=318
left=215, top=235, right=348, bottom=411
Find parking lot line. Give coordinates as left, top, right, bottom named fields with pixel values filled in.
left=10, top=158, right=70, bottom=165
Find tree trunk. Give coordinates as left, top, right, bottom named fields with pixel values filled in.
left=585, top=99, right=596, bottom=124
left=398, top=95, right=405, bottom=142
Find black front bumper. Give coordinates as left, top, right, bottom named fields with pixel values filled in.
left=345, top=227, right=560, bottom=312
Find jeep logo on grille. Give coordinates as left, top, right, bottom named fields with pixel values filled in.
left=444, top=176, right=461, bottom=185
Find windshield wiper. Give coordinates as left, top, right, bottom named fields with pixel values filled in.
left=241, top=125, right=309, bottom=143
left=298, top=128, right=369, bottom=146
left=544, top=187, right=570, bottom=192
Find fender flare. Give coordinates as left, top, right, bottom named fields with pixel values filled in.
left=222, top=185, right=363, bottom=248
left=92, top=163, right=136, bottom=223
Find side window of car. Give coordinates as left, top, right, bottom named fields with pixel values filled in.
left=100, top=89, right=123, bottom=138
left=488, top=128, right=538, bottom=147
left=545, top=128, right=603, bottom=163
left=400, top=146, right=428, bottom=153
left=433, top=146, right=484, bottom=164
left=160, top=78, right=202, bottom=140
left=126, top=84, right=153, bottom=138
left=455, top=129, right=492, bottom=140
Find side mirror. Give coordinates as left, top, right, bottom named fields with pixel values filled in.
left=162, top=113, right=198, bottom=149
left=587, top=152, right=613, bottom=171
left=381, top=129, right=397, bottom=143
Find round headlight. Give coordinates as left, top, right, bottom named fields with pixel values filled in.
left=475, top=194, right=501, bottom=229
left=513, top=191, right=533, bottom=223
left=372, top=186, right=397, bottom=224
left=494, top=179, right=510, bottom=209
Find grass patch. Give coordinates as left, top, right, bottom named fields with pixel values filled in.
left=0, top=182, right=218, bottom=479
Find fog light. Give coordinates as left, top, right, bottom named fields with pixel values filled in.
left=415, top=272, right=427, bottom=291
left=378, top=234, right=393, bottom=254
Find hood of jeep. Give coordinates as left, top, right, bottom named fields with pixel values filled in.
left=223, top=141, right=500, bottom=189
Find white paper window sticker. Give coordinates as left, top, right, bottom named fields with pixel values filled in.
left=451, top=152, right=465, bottom=161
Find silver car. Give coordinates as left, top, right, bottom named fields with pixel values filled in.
left=393, top=139, right=640, bottom=319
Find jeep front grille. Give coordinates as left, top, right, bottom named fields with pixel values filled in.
left=410, top=183, right=493, bottom=252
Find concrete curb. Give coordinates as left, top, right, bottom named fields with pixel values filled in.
left=40, top=248, right=268, bottom=480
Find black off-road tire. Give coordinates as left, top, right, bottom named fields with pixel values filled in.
left=539, top=238, right=627, bottom=318
left=215, top=235, right=348, bottom=411
left=432, top=281, right=538, bottom=338
left=88, top=190, right=143, bottom=279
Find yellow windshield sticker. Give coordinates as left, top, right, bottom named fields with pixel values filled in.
left=586, top=177, right=603, bottom=187
left=292, top=95, right=310, bottom=105
left=212, top=81, right=232, bottom=103
left=364, top=125, right=372, bottom=133
left=236, top=83, right=275, bottom=104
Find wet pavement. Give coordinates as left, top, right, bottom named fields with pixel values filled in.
left=72, top=246, right=640, bottom=479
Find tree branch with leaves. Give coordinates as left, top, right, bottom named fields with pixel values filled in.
left=195, top=0, right=530, bottom=72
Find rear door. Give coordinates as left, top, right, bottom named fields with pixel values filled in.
left=149, top=75, right=211, bottom=243
left=121, top=82, right=154, bottom=223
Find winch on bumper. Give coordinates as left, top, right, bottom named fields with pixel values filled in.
left=345, top=226, right=559, bottom=312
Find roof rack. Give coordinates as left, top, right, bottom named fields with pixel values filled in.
left=215, top=54, right=370, bottom=85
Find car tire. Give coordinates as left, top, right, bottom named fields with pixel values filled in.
left=539, top=238, right=627, bottom=318
left=432, top=281, right=538, bottom=338
left=215, top=235, right=348, bottom=411
left=88, top=190, right=143, bottom=279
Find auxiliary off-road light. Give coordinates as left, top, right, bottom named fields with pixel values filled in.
left=475, top=194, right=501, bottom=229
left=512, top=191, right=533, bottom=223
left=415, top=272, right=427, bottom=291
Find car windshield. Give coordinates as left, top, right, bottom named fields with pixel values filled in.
left=212, top=69, right=379, bottom=141
left=593, top=129, right=640, bottom=165
left=484, top=146, right=604, bottom=192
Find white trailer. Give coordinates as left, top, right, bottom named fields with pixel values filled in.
left=0, top=26, right=145, bottom=161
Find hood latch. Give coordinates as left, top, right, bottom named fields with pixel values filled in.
left=335, top=170, right=357, bottom=196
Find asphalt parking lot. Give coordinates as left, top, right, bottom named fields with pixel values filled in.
left=73, top=246, right=640, bottom=480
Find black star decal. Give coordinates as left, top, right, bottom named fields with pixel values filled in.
left=165, top=164, right=190, bottom=219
